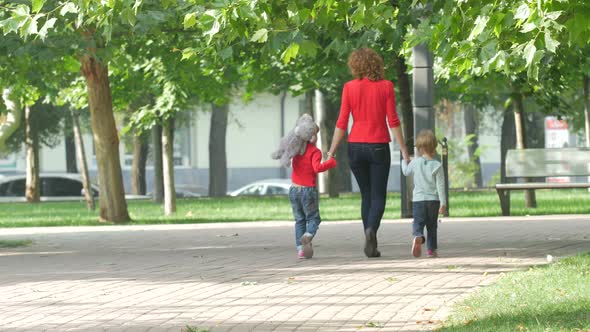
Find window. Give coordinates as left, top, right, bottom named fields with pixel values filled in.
left=267, top=185, right=288, bottom=195
left=42, top=177, right=83, bottom=196
left=241, top=184, right=264, bottom=195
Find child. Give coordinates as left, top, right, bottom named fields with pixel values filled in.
left=401, top=129, right=447, bottom=258
left=272, top=114, right=337, bottom=259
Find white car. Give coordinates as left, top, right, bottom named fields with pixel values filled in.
left=229, top=179, right=292, bottom=196
left=0, top=173, right=148, bottom=202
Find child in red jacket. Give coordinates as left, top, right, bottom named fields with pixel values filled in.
left=272, top=114, right=337, bottom=259
left=290, top=123, right=336, bottom=259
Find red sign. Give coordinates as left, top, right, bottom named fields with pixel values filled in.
left=545, top=118, right=568, bottom=130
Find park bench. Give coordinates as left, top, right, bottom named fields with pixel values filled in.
left=496, top=147, right=590, bottom=216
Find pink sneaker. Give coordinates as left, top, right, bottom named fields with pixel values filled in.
left=297, top=250, right=305, bottom=259
left=427, top=249, right=438, bottom=258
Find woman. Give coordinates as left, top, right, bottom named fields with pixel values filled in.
left=327, top=47, right=409, bottom=258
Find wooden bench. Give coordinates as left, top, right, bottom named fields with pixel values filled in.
left=496, top=148, right=590, bottom=216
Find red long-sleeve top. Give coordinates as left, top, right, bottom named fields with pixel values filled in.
left=292, top=143, right=337, bottom=187
left=336, top=78, right=401, bottom=143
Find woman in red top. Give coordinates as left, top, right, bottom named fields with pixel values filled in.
left=327, top=48, right=410, bottom=258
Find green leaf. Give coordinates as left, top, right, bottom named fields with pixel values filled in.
left=544, top=30, right=559, bottom=53
left=523, top=40, right=536, bottom=67
left=250, top=28, right=268, bottom=43
left=514, top=3, right=530, bottom=21
left=14, top=4, right=30, bottom=17
left=468, top=15, right=489, bottom=41
left=38, top=17, right=56, bottom=39
left=520, top=22, right=536, bottom=33
left=63, top=56, right=80, bottom=72
left=60, top=2, right=78, bottom=16
left=281, top=43, right=300, bottom=64
left=31, top=0, right=44, bottom=13
left=183, top=12, right=197, bottom=29
left=545, top=11, right=562, bottom=21
left=219, top=46, right=233, bottom=60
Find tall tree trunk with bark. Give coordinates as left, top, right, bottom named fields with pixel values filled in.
left=80, top=54, right=130, bottom=223
left=395, top=53, right=414, bottom=218
left=304, top=90, right=314, bottom=116
left=501, top=105, right=516, bottom=184
left=463, top=104, right=483, bottom=187
left=323, top=96, right=351, bottom=196
left=513, top=92, right=536, bottom=208
left=71, top=108, right=95, bottom=210
left=151, top=124, right=164, bottom=203
left=162, top=118, right=176, bottom=215
left=209, top=104, right=228, bottom=197
left=131, top=130, right=149, bottom=195
left=279, top=91, right=287, bottom=179
left=25, top=104, right=40, bottom=203
left=584, top=75, right=590, bottom=147
left=64, top=113, right=77, bottom=173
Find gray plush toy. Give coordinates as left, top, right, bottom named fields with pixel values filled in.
left=271, top=113, right=318, bottom=168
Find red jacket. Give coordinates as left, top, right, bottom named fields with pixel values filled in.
left=292, top=143, right=337, bottom=187
left=336, top=78, right=401, bottom=143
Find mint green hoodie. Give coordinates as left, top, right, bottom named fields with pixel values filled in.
left=401, top=156, right=446, bottom=206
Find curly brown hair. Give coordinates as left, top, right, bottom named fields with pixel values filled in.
left=347, top=48, right=385, bottom=81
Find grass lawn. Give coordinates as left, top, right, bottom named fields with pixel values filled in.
left=436, top=252, right=590, bottom=332
left=0, top=239, right=33, bottom=248
left=0, top=189, right=589, bottom=228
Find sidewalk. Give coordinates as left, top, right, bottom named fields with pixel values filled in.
left=1, top=215, right=589, bottom=332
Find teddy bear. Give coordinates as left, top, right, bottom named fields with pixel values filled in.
left=271, top=113, right=318, bottom=168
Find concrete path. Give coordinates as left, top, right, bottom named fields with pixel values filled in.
left=1, top=215, right=589, bottom=332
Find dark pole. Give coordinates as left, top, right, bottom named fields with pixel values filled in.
left=441, top=137, right=449, bottom=216
left=408, top=44, right=435, bottom=218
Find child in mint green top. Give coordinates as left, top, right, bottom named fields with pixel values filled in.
left=401, top=129, right=446, bottom=258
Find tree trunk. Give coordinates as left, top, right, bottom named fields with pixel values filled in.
left=304, top=90, right=314, bottom=116
left=584, top=75, right=590, bottom=148
left=71, top=108, right=95, bottom=210
left=131, top=130, right=149, bottom=195
left=209, top=103, right=228, bottom=197
left=323, top=96, right=351, bottom=196
left=395, top=53, right=414, bottom=218
left=513, top=92, right=536, bottom=208
left=0, top=88, right=22, bottom=151
left=463, top=104, right=483, bottom=187
left=151, top=124, right=164, bottom=203
left=80, top=54, right=130, bottom=223
left=64, top=113, right=77, bottom=173
left=25, top=104, right=40, bottom=203
left=500, top=104, right=516, bottom=184
left=279, top=91, right=287, bottom=179
left=162, top=118, right=176, bottom=215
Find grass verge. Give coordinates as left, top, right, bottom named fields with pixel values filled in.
left=0, top=189, right=588, bottom=228
left=436, top=252, right=590, bottom=332
left=0, top=239, right=33, bottom=248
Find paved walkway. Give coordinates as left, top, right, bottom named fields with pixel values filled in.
left=1, top=215, right=589, bottom=332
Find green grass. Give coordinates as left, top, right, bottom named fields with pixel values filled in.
left=436, top=252, right=590, bottom=332
left=0, top=239, right=33, bottom=248
left=0, top=189, right=588, bottom=228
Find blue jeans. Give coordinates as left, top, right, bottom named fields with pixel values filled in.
left=412, top=201, right=439, bottom=250
left=289, top=186, right=321, bottom=250
left=348, top=143, right=391, bottom=232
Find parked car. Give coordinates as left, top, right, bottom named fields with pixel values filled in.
left=0, top=173, right=147, bottom=202
left=147, top=184, right=206, bottom=199
left=229, top=179, right=292, bottom=196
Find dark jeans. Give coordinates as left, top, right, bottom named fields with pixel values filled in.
left=412, top=200, right=440, bottom=250
left=289, top=186, right=321, bottom=249
left=348, top=143, right=391, bottom=232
